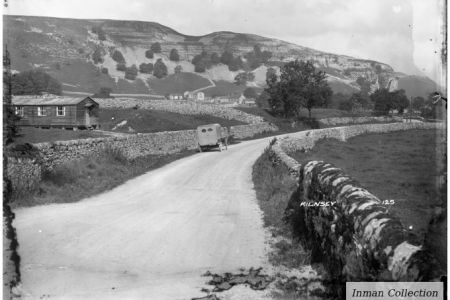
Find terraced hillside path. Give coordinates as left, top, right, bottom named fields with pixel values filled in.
left=14, top=137, right=279, bottom=299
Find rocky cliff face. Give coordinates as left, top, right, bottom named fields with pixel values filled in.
left=3, top=15, right=431, bottom=96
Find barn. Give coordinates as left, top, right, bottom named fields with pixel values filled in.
left=12, top=95, right=100, bottom=129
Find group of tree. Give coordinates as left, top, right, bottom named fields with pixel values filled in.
left=265, top=60, right=332, bottom=119
left=356, top=76, right=371, bottom=98
left=371, top=88, right=409, bottom=115
left=244, top=45, right=272, bottom=69
left=11, top=70, right=62, bottom=95
left=412, top=94, right=445, bottom=119
left=234, top=72, right=255, bottom=85
left=192, top=51, right=217, bottom=72
left=91, top=25, right=106, bottom=41
left=139, top=63, right=154, bottom=74
left=169, top=49, right=180, bottom=61
left=338, top=92, right=371, bottom=112
left=191, top=50, right=244, bottom=73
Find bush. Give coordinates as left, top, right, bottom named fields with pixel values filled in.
left=116, top=63, right=126, bottom=72
left=139, top=63, right=154, bottom=74
left=92, top=26, right=106, bottom=41
left=92, top=87, right=113, bottom=98
left=145, top=49, right=154, bottom=59
left=169, top=49, right=180, bottom=61
left=11, top=70, right=62, bottom=95
left=101, top=67, right=108, bottom=74
left=151, top=42, right=162, bottom=53
left=112, top=50, right=125, bottom=63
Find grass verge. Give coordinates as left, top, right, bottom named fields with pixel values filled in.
left=11, top=148, right=196, bottom=208
left=252, top=148, right=310, bottom=268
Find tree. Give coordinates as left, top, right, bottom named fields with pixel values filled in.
left=11, top=70, right=62, bottom=95
left=391, top=89, right=409, bottom=114
left=356, top=76, right=371, bottom=98
left=4, top=47, right=20, bottom=143
left=220, top=51, right=233, bottom=65
left=139, top=63, right=154, bottom=74
left=169, top=49, right=180, bottom=61
left=245, top=44, right=272, bottom=69
left=234, top=72, right=255, bottom=85
left=112, top=50, right=125, bottom=63
left=153, top=58, right=168, bottom=78
left=125, top=64, right=138, bottom=80
left=116, top=63, right=126, bottom=72
left=92, top=87, right=113, bottom=98
left=145, top=49, right=154, bottom=59
left=228, top=56, right=243, bottom=71
left=92, top=48, right=103, bottom=64
left=211, top=52, right=220, bottom=65
left=151, top=42, right=162, bottom=53
left=412, top=96, right=425, bottom=111
left=101, top=67, right=108, bottom=74
left=92, top=26, right=106, bottom=41
left=243, top=87, right=257, bottom=99
left=265, top=60, right=332, bottom=119
left=194, top=60, right=206, bottom=73
left=174, top=65, right=183, bottom=74
left=371, top=88, right=393, bottom=116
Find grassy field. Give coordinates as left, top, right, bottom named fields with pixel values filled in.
left=290, top=129, right=446, bottom=244
left=148, top=72, right=211, bottom=95
left=99, top=108, right=246, bottom=133
left=11, top=148, right=196, bottom=208
left=203, top=80, right=249, bottom=97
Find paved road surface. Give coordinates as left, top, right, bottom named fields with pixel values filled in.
left=14, top=137, right=275, bottom=299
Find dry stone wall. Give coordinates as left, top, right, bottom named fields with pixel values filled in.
left=6, top=157, right=41, bottom=195
left=96, top=98, right=266, bottom=124
left=318, top=116, right=402, bottom=127
left=34, top=130, right=198, bottom=169
left=287, top=161, right=438, bottom=283
left=229, top=123, right=278, bottom=139
left=266, top=122, right=444, bottom=282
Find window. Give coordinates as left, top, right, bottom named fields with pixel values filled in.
left=37, top=106, right=46, bottom=116
left=15, top=106, right=24, bottom=116
left=56, top=106, right=65, bottom=116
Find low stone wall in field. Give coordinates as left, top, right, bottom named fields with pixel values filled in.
left=33, top=130, right=198, bottom=169
left=229, top=122, right=278, bottom=139
left=266, top=122, right=443, bottom=282
left=318, top=116, right=402, bottom=127
left=7, top=157, right=42, bottom=194
left=96, top=98, right=266, bottom=124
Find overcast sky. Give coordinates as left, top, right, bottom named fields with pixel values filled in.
left=4, top=0, right=446, bottom=85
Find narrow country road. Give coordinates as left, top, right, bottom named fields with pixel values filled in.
left=14, top=137, right=276, bottom=299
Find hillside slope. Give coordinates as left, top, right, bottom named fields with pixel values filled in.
left=4, top=15, right=437, bottom=97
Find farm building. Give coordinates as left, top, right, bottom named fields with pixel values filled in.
left=12, top=95, right=100, bottom=129
left=169, top=93, right=184, bottom=100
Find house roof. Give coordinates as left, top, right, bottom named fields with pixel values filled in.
left=12, top=96, right=97, bottom=106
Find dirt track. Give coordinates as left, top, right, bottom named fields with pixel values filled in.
left=14, top=137, right=275, bottom=299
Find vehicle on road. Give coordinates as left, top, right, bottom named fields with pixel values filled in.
left=197, top=124, right=228, bottom=152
